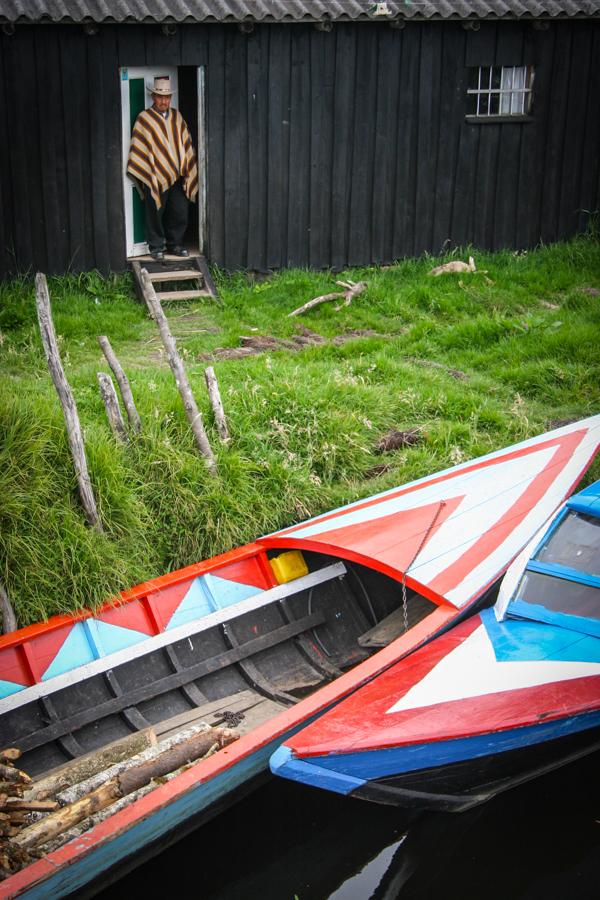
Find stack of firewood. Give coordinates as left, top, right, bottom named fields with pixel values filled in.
left=0, top=722, right=239, bottom=881
left=0, top=749, right=48, bottom=879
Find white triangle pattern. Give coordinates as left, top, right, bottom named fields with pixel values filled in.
left=386, top=625, right=600, bottom=715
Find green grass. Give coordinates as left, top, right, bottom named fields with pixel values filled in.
left=1, top=237, right=600, bottom=625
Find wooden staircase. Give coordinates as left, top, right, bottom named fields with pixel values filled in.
left=130, top=255, right=220, bottom=307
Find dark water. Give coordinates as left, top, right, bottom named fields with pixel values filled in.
left=99, top=752, right=600, bottom=900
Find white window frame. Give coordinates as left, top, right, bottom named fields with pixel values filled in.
left=467, top=65, right=534, bottom=119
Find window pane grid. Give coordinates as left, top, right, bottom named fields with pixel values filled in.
left=467, top=66, right=533, bottom=118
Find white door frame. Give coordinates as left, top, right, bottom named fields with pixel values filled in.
left=196, top=66, right=208, bottom=256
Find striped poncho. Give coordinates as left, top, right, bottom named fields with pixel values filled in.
left=127, top=107, right=198, bottom=208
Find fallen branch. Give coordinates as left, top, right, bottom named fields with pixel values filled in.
left=428, top=257, right=476, bottom=276
left=97, top=336, right=141, bottom=433
left=288, top=280, right=367, bottom=317
left=35, top=273, right=102, bottom=531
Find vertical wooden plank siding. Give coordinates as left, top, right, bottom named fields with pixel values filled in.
left=392, top=24, right=419, bottom=257
left=347, top=25, right=378, bottom=266
left=559, top=26, right=593, bottom=238
left=206, top=26, right=226, bottom=265
left=0, top=20, right=599, bottom=280
left=577, top=26, right=600, bottom=234
left=223, top=29, right=249, bottom=268
left=266, top=26, right=292, bottom=270
left=371, top=27, right=401, bottom=264
left=493, top=25, right=525, bottom=250
left=540, top=25, right=572, bottom=244
left=287, top=26, right=312, bottom=267
left=246, top=28, right=269, bottom=271
left=330, top=25, right=358, bottom=269
left=431, top=25, right=464, bottom=255
left=308, top=29, right=335, bottom=269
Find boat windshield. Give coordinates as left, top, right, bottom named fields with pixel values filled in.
left=506, top=509, right=600, bottom=636
left=534, top=510, right=600, bottom=578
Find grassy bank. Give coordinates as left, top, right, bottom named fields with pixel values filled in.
left=1, top=238, right=600, bottom=626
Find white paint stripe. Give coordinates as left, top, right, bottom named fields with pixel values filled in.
left=386, top=624, right=600, bottom=714
left=2, top=562, right=346, bottom=714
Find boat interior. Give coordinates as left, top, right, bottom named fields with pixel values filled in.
left=3, top=550, right=438, bottom=778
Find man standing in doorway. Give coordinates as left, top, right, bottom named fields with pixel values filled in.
left=127, top=76, right=198, bottom=261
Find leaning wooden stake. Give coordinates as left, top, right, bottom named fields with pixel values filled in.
left=97, top=336, right=141, bottom=433
left=204, top=366, right=230, bottom=444
left=288, top=280, right=367, bottom=317
left=0, top=579, right=17, bottom=634
left=97, top=373, right=127, bottom=443
left=140, top=269, right=216, bottom=472
left=35, top=273, right=102, bottom=531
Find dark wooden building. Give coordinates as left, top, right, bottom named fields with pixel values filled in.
left=0, top=1, right=598, bottom=277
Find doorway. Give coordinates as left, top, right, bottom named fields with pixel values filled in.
left=120, top=66, right=206, bottom=259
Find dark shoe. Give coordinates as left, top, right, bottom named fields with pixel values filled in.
left=167, top=246, right=189, bottom=258
left=150, top=249, right=165, bottom=261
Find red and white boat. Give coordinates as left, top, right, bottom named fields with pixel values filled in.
left=271, top=476, right=600, bottom=811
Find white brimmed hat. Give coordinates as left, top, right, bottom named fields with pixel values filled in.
left=147, top=76, right=173, bottom=96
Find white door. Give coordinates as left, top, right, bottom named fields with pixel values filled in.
left=120, top=66, right=178, bottom=258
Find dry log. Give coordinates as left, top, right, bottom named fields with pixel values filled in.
left=35, top=273, right=102, bottom=531
left=0, top=765, right=30, bottom=786
left=288, top=280, right=367, bottom=317
left=97, top=372, right=128, bottom=442
left=25, top=728, right=156, bottom=801
left=0, top=750, right=21, bottom=763
left=15, top=727, right=238, bottom=850
left=97, top=335, right=142, bottom=433
left=0, top=580, right=17, bottom=635
left=204, top=366, right=230, bottom=444
left=57, top=723, right=208, bottom=805
left=140, top=268, right=216, bottom=472
left=2, top=800, right=58, bottom=813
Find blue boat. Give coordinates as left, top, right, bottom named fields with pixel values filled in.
left=271, top=480, right=600, bottom=811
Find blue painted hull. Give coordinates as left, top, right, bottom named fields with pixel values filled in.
left=271, top=711, right=600, bottom=812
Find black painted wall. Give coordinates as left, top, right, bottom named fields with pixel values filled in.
left=0, top=20, right=598, bottom=276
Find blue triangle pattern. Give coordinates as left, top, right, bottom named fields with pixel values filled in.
left=166, top=577, right=214, bottom=630
left=0, top=679, right=25, bottom=699
left=86, top=619, right=149, bottom=657
left=202, top=573, right=262, bottom=609
left=42, top=622, right=96, bottom=681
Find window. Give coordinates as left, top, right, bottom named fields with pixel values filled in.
left=514, top=570, right=600, bottom=622
left=535, top=511, right=600, bottom=578
left=467, top=66, right=534, bottom=118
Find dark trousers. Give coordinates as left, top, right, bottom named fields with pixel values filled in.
left=143, top=180, right=189, bottom=251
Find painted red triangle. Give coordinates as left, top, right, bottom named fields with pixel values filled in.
left=305, top=495, right=464, bottom=575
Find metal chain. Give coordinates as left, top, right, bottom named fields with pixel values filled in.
left=401, top=500, right=447, bottom=632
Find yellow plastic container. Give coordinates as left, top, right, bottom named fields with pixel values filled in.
left=269, top=550, right=309, bottom=585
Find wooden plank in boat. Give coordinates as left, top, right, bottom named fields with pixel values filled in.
left=358, top=595, right=436, bottom=648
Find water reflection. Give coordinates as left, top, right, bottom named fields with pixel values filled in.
left=97, top=751, right=599, bottom=899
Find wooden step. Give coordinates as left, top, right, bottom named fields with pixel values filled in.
left=156, top=289, right=213, bottom=301
left=148, top=270, right=203, bottom=283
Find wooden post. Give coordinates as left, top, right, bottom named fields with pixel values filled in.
left=140, top=268, right=216, bottom=473
left=97, top=373, right=128, bottom=443
left=204, top=366, right=230, bottom=444
left=34, top=273, right=102, bottom=531
left=0, top=578, right=17, bottom=634
left=97, top=336, right=141, bottom=433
